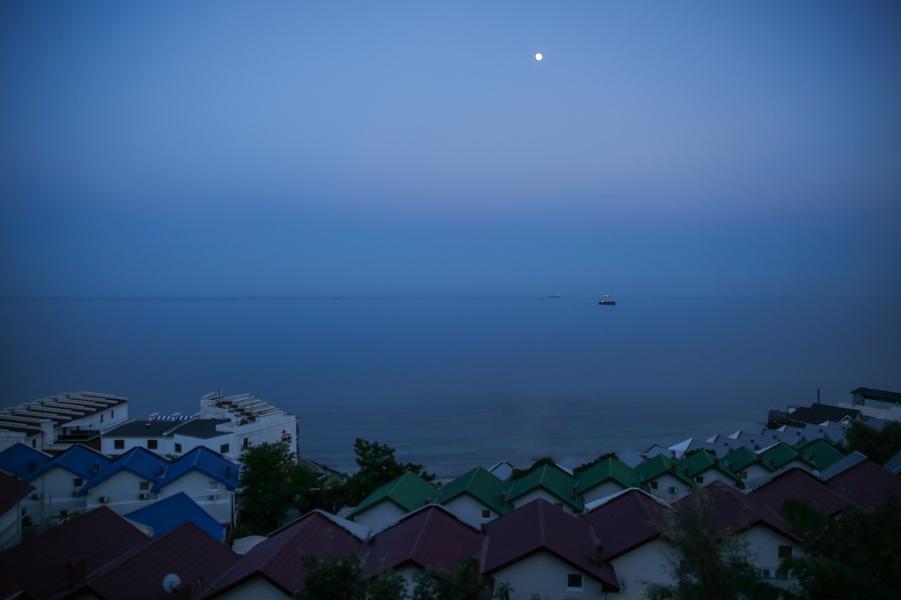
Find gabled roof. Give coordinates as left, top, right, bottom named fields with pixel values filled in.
left=635, top=455, right=693, bottom=486
left=885, top=449, right=901, bottom=475
left=347, top=471, right=437, bottom=519
left=433, top=467, right=509, bottom=515
left=504, top=464, right=582, bottom=512
left=80, top=522, right=238, bottom=599
left=206, top=511, right=368, bottom=597
left=757, top=442, right=801, bottom=470
left=750, top=468, right=847, bottom=517
left=30, top=443, right=111, bottom=481
left=675, top=481, right=795, bottom=541
left=481, top=499, right=619, bottom=591
left=154, top=446, right=239, bottom=492
left=126, top=492, right=226, bottom=542
left=787, top=403, right=859, bottom=425
left=827, top=460, right=901, bottom=508
left=361, top=505, right=481, bottom=580
left=582, top=489, right=671, bottom=560
left=0, top=472, right=34, bottom=515
left=0, top=442, right=50, bottom=479
left=679, top=450, right=743, bottom=486
left=819, top=451, right=867, bottom=480
left=722, top=447, right=769, bottom=473
left=0, top=506, right=149, bottom=599
left=82, top=447, right=170, bottom=493
left=575, top=457, right=639, bottom=494
left=793, top=438, right=845, bottom=470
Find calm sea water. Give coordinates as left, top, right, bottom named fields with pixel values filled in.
left=1, top=296, right=899, bottom=476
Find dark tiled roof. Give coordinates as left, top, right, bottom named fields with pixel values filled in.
left=481, top=499, right=619, bottom=591
left=675, top=481, right=795, bottom=540
left=361, top=505, right=481, bottom=579
left=827, top=460, right=901, bottom=508
left=207, top=512, right=368, bottom=597
left=750, top=468, right=847, bottom=517
left=169, top=418, right=230, bottom=439
left=126, top=492, right=226, bottom=542
left=0, top=472, right=33, bottom=515
left=0, top=506, right=149, bottom=599
left=582, top=490, right=670, bottom=560
left=105, top=420, right=185, bottom=438
left=81, top=522, right=238, bottom=600
left=851, top=387, right=901, bottom=404
left=788, top=404, right=859, bottom=425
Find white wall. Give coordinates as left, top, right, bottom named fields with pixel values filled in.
left=646, top=474, right=691, bottom=501
left=172, top=432, right=232, bottom=458
left=609, top=538, right=673, bottom=599
left=695, top=469, right=737, bottom=488
left=582, top=481, right=625, bottom=505
left=740, top=464, right=772, bottom=484
left=511, top=490, right=576, bottom=513
left=159, top=470, right=235, bottom=525
left=353, top=501, right=406, bottom=531
left=215, top=575, right=290, bottom=600
left=85, top=471, right=156, bottom=515
left=63, top=404, right=128, bottom=435
left=490, top=551, right=607, bottom=600
left=739, top=524, right=800, bottom=582
left=26, top=467, right=89, bottom=526
left=100, top=436, right=175, bottom=456
left=442, top=494, right=496, bottom=528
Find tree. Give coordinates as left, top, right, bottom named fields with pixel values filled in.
left=778, top=498, right=901, bottom=600
left=843, top=420, right=901, bottom=464
left=238, top=441, right=319, bottom=535
left=344, top=438, right=435, bottom=506
left=411, top=558, right=487, bottom=600
left=298, top=556, right=405, bottom=600
left=646, top=496, right=782, bottom=600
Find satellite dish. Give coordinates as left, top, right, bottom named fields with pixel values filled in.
left=162, top=573, right=181, bottom=593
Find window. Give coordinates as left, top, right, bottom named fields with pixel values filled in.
left=147, top=439, right=158, bottom=450
left=73, top=478, right=84, bottom=487
left=32, top=439, right=36, bottom=448
left=242, top=438, right=250, bottom=449
left=220, top=443, right=230, bottom=454
left=649, top=480, right=658, bottom=490
left=114, top=439, right=124, bottom=450
left=566, top=573, right=583, bottom=591
left=209, top=481, right=220, bottom=492
left=778, top=545, right=793, bottom=559
left=740, top=470, right=748, bottom=479
left=481, top=509, right=491, bottom=520
left=111, top=409, right=115, bottom=418
left=694, top=475, right=704, bottom=484
left=100, top=414, right=104, bottom=423
left=139, top=481, right=150, bottom=491
left=668, top=486, right=678, bottom=495
left=174, top=443, right=182, bottom=453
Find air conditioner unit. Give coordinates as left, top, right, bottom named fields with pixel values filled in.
left=99, top=496, right=110, bottom=504
left=31, top=493, right=41, bottom=501
left=138, top=492, right=151, bottom=500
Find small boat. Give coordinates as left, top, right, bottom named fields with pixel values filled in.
left=598, top=294, right=616, bottom=306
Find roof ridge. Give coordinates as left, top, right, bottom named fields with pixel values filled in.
left=409, top=506, right=433, bottom=560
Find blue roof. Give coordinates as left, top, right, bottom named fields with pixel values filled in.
left=82, top=447, right=170, bottom=493
left=30, top=444, right=111, bottom=481
left=154, top=446, right=239, bottom=492
left=125, top=492, right=225, bottom=542
left=0, top=443, right=50, bottom=479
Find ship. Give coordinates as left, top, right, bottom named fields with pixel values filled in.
left=598, top=294, right=616, bottom=306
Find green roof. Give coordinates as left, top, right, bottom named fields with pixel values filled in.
left=794, top=438, right=845, bottom=470
left=679, top=450, right=743, bottom=485
left=758, top=443, right=801, bottom=470
left=433, top=467, right=509, bottom=515
left=575, top=457, right=640, bottom=493
left=347, top=471, right=438, bottom=519
left=504, top=464, right=582, bottom=512
left=634, top=455, right=693, bottom=486
left=722, top=447, right=769, bottom=473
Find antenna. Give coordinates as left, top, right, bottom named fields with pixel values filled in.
left=162, top=573, right=181, bottom=593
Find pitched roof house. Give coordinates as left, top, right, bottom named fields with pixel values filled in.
left=793, top=438, right=845, bottom=471
left=574, top=456, right=640, bottom=504
left=481, top=498, right=620, bottom=596
left=126, top=491, right=227, bottom=542
left=826, top=459, right=901, bottom=508
left=504, top=463, right=583, bottom=513
left=0, top=442, right=50, bottom=479
left=346, top=471, right=438, bottom=530
left=635, top=455, right=694, bottom=500
left=679, top=450, right=744, bottom=488
left=432, top=467, right=509, bottom=527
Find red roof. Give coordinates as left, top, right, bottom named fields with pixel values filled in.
left=361, top=505, right=481, bottom=580
left=207, top=512, right=368, bottom=597
left=827, top=460, right=901, bottom=508
left=675, top=482, right=796, bottom=541
left=481, top=499, right=620, bottom=591
left=0, top=506, right=149, bottom=599
left=0, top=471, right=33, bottom=515
left=582, top=490, right=670, bottom=560
left=81, top=522, right=238, bottom=599
left=750, top=468, right=847, bottom=517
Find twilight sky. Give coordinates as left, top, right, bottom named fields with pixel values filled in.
left=2, top=1, right=900, bottom=297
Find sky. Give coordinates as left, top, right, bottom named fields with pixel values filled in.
left=1, top=0, right=900, bottom=297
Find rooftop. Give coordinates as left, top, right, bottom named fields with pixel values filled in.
left=432, top=467, right=509, bottom=515
left=504, top=463, right=582, bottom=512
left=575, top=456, right=640, bottom=493
left=851, top=386, right=901, bottom=404
left=0, top=472, right=34, bottom=515
left=347, top=471, right=438, bottom=520
left=126, top=492, right=227, bottom=542
left=750, top=468, right=847, bottom=517
left=582, top=489, right=670, bottom=560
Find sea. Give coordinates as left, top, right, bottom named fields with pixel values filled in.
left=1, top=296, right=899, bottom=476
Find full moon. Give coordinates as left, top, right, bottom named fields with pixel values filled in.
left=534, top=52, right=543, bottom=62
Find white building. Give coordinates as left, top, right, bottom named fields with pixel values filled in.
left=101, top=391, right=298, bottom=462
left=0, top=392, right=129, bottom=452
